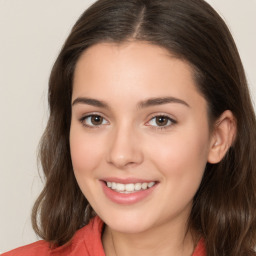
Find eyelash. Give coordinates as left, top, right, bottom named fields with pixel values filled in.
left=79, top=114, right=177, bottom=130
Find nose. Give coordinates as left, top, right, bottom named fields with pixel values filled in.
left=106, top=124, right=143, bottom=169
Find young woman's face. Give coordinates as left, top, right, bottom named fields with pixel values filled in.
left=70, top=42, right=213, bottom=234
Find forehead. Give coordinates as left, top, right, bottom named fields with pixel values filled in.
left=72, top=41, right=206, bottom=110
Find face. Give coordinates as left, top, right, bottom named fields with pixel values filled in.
left=70, top=42, right=213, bottom=234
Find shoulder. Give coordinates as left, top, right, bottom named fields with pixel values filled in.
left=1, top=240, right=50, bottom=256
left=2, top=216, right=105, bottom=256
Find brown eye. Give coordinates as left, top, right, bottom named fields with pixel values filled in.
left=155, top=116, right=169, bottom=126
left=147, top=115, right=175, bottom=128
left=91, top=115, right=103, bottom=125
left=81, top=115, right=108, bottom=127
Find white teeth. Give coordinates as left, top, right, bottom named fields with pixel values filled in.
left=106, top=181, right=156, bottom=193
left=148, top=182, right=155, bottom=188
left=134, top=183, right=142, bottom=191
left=116, top=183, right=125, bottom=191
left=141, top=183, right=148, bottom=190
left=125, top=183, right=135, bottom=192
left=112, top=182, right=117, bottom=190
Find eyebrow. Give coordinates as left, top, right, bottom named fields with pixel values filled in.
left=138, top=97, right=190, bottom=108
left=72, top=96, right=190, bottom=109
left=72, top=97, right=109, bottom=108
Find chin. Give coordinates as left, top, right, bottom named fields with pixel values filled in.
left=98, top=209, right=157, bottom=234
left=107, top=220, right=151, bottom=234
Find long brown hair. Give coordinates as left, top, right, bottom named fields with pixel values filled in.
left=32, top=0, right=256, bottom=255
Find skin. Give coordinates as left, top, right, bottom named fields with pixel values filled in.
left=70, top=41, right=236, bottom=256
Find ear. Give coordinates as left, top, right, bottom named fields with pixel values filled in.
left=207, top=110, right=236, bottom=164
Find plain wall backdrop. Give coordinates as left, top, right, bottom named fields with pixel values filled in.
left=0, top=0, right=255, bottom=253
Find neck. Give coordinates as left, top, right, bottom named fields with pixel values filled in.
left=102, top=219, right=196, bottom=256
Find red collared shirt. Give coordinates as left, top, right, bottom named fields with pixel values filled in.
left=2, top=216, right=206, bottom=256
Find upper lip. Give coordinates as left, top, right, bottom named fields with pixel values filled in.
left=101, top=177, right=158, bottom=184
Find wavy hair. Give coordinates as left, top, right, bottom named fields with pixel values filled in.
left=32, top=0, right=256, bottom=255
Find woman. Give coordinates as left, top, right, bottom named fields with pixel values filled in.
left=3, top=0, right=256, bottom=255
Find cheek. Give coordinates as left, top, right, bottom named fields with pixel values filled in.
left=69, top=126, right=103, bottom=175
left=147, top=128, right=209, bottom=182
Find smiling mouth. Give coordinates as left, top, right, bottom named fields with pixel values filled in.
left=104, top=181, right=157, bottom=193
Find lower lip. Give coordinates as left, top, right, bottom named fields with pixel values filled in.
left=101, top=181, right=157, bottom=205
